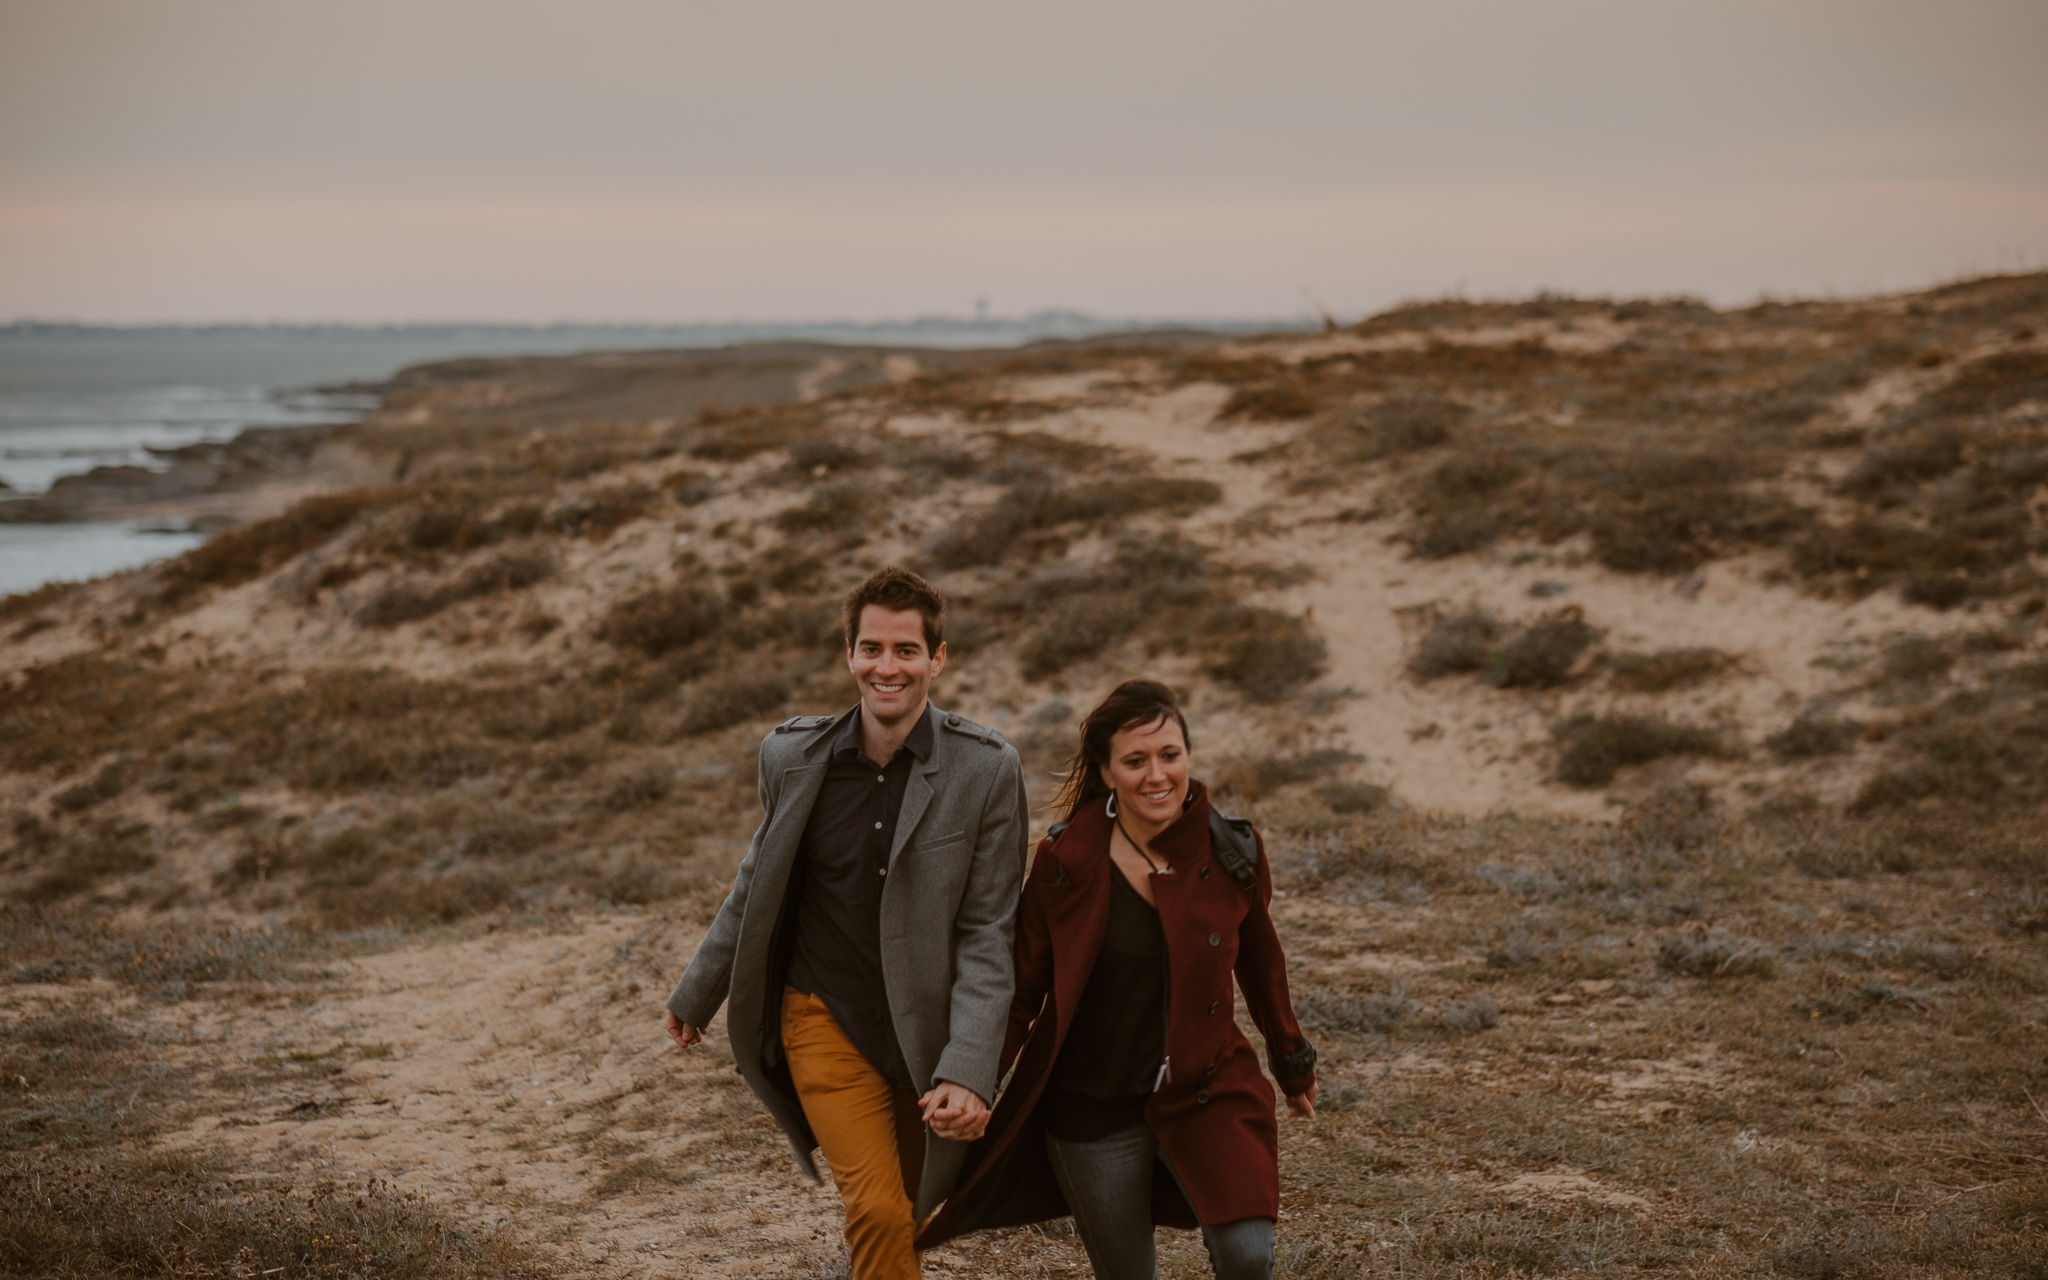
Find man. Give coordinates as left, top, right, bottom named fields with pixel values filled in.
left=664, top=566, right=1028, bottom=1280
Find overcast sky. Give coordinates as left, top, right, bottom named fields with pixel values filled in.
left=2, top=0, right=2043, bottom=323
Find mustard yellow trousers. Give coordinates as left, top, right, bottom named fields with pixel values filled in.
left=782, top=987, right=927, bottom=1280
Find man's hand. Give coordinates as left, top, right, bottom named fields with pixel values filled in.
left=1284, top=1080, right=1318, bottom=1120
left=665, top=1010, right=703, bottom=1050
left=918, top=1080, right=989, bottom=1142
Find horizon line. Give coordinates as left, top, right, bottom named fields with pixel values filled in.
left=0, top=312, right=1316, bottom=333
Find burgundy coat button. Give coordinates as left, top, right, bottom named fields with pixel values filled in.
left=1199, top=867, right=1210, bottom=881
left=1207, top=933, right=1221, bottom=946
left=1196, top=1090, right=1210, bottom=1104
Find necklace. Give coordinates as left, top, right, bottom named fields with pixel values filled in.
left=1113, top=813, right=1170, bottom=875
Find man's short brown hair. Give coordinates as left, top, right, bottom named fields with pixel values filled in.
left=843, top=566, right=946, bottom=655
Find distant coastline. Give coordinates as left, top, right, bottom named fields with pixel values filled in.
left=0, top=317, right=1308, bottom=596
left=1, top=312, right=1312, bottom=349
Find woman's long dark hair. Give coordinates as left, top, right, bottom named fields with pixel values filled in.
left=1053, top=679, right=1192, bottom=822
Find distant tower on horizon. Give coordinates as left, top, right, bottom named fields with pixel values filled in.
left=974, top=297, right=989, bottom=323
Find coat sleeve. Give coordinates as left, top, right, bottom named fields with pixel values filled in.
left=929, top=746, right=1029, bottom=1103
left=998, top=837, right=1057, bottom=1076
left=664, top=747, right=777, bottom=1029
left=1233, top=827, right=1317, bottom=1098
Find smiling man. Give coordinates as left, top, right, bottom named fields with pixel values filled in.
left=663, top=566, right=1028, bottom=1280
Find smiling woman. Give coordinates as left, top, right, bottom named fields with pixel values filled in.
left=921, top=678, right=1318, bottom=1280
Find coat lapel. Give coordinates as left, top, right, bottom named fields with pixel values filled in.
left=766, top=717, right=843, bottom=870
left=776, top=761, right=828, bottom=837
left=889, top=753, right=941, bottom=872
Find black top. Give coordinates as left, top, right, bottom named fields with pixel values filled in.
left=786, top=703, right=934, bottom=1093
left=1044, top=864, right=1170, bottom=1141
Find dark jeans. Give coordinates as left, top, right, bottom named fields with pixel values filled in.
left=1044, top=1125, right=1274, bottom=1280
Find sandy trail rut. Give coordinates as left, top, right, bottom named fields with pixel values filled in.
left=161, top=915, right=837, bottom=1277
left=1010, top=370, right=1933, bottom=817
left=161, top=914, right=1112, bottom=1277
left=156, top=907, right=1718, bottom=1276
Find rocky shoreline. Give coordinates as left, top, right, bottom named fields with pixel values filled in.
left=0, top=335, right=1208, bottom=542
left=0, top=421, right=343, bottom=526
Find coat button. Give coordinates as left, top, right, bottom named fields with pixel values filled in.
left=1199, top=867, right=1210, bottom=881
left=1196, top=1090, right=1210, bottom=1104
left=1207, top=933, right=1221, bottom=947
left=1208, top=1001, right=1218, bottom=1014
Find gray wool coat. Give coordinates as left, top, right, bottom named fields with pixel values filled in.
left=665, top=704, right=1029, bottom=1221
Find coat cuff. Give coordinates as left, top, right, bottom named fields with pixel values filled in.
left=1270, top=1041, right=1317, bottom=1094
left=932, top=1046, right=999, bottom=1105
left=665, top=978, right=722, bottom=1030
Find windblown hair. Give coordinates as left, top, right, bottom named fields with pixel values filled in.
left=1053, top=679, right=1192, bottom=822
left=842, top=566, right=946, bottom=655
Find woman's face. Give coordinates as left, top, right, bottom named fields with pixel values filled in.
left=1099, top=714, right=1190, bottom=828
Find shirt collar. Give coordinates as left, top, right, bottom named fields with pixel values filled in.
left=832, top=701, right=936, bottom=763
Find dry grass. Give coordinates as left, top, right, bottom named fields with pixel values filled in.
left=0, top=928, right=533, bottom=1278
left=355, top=549, right=555, bottom=629
left=153, top=488, right=411, bottom=607
left=925, top=472, right=1222, bottom=570
left=1769, top=712, right=1863, bottom=760
left=1552, top=713, right=1732, bottom=787
left=1410, top=606, right=1599, bottom=689
left=1237, top=797, right=2048, bottom=1279
left=8, top=275, right=2048, bottom=1277
left=985, top=530, right=1325, bottom=699
left=1216, top=279, right=2048, bottom=611
left=1608, top=647, right=1738, bottom=693
left=1, top=1155, right=527, bottom=1279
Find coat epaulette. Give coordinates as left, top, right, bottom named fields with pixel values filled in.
left=938, top=711, right=1007, bottom=748
left=772, top=714, right=836, bottom=734
left=1208, top=808, right=1261, bottom=893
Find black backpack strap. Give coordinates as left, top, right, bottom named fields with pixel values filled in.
left=1039, top=820, right=1075, bottom=884
left=1207, top=808, right=1261, bottom=892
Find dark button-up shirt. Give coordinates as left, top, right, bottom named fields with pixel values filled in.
left=785, top=702, right=934, bottom=1092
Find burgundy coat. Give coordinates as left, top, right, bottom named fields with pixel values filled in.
left=917, top=782, right=1316, bottom=1246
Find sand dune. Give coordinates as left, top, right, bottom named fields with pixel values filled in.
left=4, top=275, right=2046, bottom=1277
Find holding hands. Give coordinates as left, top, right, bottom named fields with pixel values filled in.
left=668, top=1009, right=987, bottom=1140
left=919, top=1080, right=990, bottom=1142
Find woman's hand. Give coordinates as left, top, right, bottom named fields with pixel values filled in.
left=920, top=1080, right=991, bottom=1141
left=1284, top=1080, right=1318, bottom=1120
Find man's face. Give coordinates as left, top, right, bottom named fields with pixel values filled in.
left=848, top=605, right=946, bottom=726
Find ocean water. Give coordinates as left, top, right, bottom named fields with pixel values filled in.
left=0, top=521, right=208, bottom=597
left=0, top=315, right=1291, bottom=600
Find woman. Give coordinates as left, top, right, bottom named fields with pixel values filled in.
left=917, top=680, right=1317, bottom=1280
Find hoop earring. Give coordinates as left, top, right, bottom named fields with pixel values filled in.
left=1104, top=791, right=1118, bottom=819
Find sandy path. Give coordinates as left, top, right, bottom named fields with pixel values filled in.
left=163, top=914, right=844, bottom=1277
left=163, top=913, right=1100, bottom=1278
left=1009, top=372, right=1942, bottom=816
left=154, top=905, right=1727, bottom=1276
